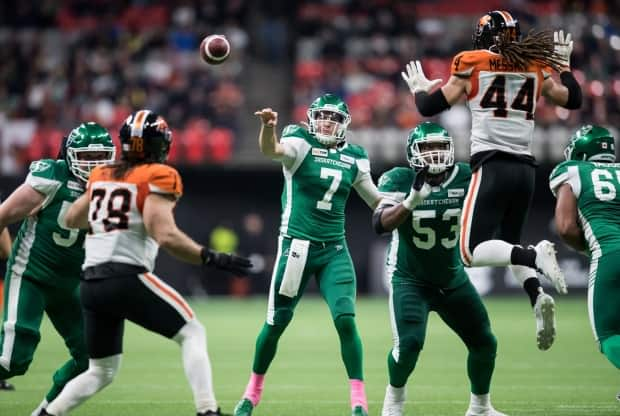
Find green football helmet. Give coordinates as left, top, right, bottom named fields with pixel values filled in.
left=65, top=122, right=115, bottom=182
left=407, top=121, right=454, bottom=174
left=564, top=125, right=616, bottom=163
left=307, top=93, right=351, bottom=146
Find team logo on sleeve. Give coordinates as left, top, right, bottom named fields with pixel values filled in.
left=29, top=160, right=52, bottom=173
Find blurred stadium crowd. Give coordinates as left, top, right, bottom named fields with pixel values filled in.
left=0, top=0, right=619, bottom=175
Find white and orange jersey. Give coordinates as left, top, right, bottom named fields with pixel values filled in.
left=83, top=163, right=183, bottom=271
left=451, top=50, right=553, bottom=156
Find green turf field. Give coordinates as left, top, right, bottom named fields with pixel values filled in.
left=1, top=296, right=617, bottom=416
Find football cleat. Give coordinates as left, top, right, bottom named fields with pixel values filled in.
left=381, top=385, right=406, bottom=416
left=532, top=241, right=568, bottom=294
left=534, top=293, right=556, bottom=350
left=198, top=408, right=230, bottom=416
left=465, top=405, right=509, bottom=416
left=233, top=399, right=254, bottom=416
left=352, top=405, right=368, bottom=416
left=0, top=379, right=15, bottom=391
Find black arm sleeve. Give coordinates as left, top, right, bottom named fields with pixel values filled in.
left=414, top=90, right=451, bottom=116
left=372, top=207, right=387, bottom=235
left=560, top=71, right=582, bottom=110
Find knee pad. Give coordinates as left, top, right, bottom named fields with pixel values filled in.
left=174, top=319, right=206, bottom=344
left=395, top=335, right=423, bottom=363
left=272, top=308, right=293, bottom=327
left=332, top=296, right=355, bottom=320
left=601, top=335, right=620, bottom=369
left=468, top=331, right=497, bottom=360
left=90, top=354, right=122, bottom=387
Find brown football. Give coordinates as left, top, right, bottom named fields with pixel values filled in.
left=200, top=34, right=230, bottom=65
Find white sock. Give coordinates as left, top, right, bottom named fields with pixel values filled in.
left=470, top=240, right=513, bottom=267
left=46, top=354, right=122, bottom=416
left=509, top=265, right=537, bottom=286
left=174, top=319, right=218, bottom=413
left=386, top=384, right=406, bottom=401
left=31, top=398, right=48, bottom=416
left=469, top=392, right=491, bottom=410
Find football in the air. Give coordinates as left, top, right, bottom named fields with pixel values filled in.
left=200, top=34, right=230, bottom=65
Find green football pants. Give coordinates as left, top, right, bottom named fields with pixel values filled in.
left=387, top=276, right=497, bottom=393
left=252, top=236, right=363, bottom=379
left=0, top=272, right=88, bottom=402
left=588, top=253, right=620, bottom=367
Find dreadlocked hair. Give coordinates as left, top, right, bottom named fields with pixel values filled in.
left=494, top=29, right=566, bottom=72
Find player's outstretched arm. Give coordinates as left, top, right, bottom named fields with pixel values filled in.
left=373, top=166, right=431, bottom=234
left=542, top=30, right=582, bottom=109
left=402, top=60, right=466, bottom=116
left=144, top=193, right=252, bottom=274
left=256, top=108, right=285, bottom=158
left=0, top=229, right=11, bottom=260
left=65, top=193, right=90, bottom=229
left=0, top=184, right=46, bottom=231
left=554, top=183, right=587, bottom=252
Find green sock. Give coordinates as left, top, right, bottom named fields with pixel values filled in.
left=335, top=315, right=364, bottom=380
left=252, top=322, right=287, bottom=374
left=46, top=356, right=89, bottom=402
left=467, top=343, right=497, bottom=395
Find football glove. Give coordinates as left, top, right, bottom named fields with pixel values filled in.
left=554, top=30, right=573, bottom=68
left=403, top=166, right=432, bottom=210
left=401, top=60, right=442, bottom=94
left=201, top=248, right=253, bottom=275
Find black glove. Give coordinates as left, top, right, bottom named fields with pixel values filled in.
left=413, top=165, right=429, bottom=191
left=201, top=248, right=253, bottom=275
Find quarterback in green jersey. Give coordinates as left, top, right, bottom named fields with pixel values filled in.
left=0, top=122, right=115, bottom=414
left=550, top=125, right=620, bottom=378
left=234, top=94, right=382, bottom=416
left=374, top=122, right=507, bottom=416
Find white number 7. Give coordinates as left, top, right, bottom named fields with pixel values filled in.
left=317, top=168, right=342, bottom=211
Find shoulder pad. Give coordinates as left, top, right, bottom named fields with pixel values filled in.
left=451, top=51, right=486, bottom=77
left=378, top=167, right=411, bottom=191
left=146, top=164, right=183, bottom=199
left=28, top=159, right=58, bottom=180
left=281, top=124, right=311, bottom=140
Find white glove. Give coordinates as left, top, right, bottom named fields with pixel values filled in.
left=401, top=60, right=442, bottom=94
left=402, top=166, right=432, bottom=210
left=554, top=30, right=573, bottom=68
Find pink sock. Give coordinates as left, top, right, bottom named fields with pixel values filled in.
left=243, top=372, right=265, bottom=406
left=349, top=379, right=368, bottom=411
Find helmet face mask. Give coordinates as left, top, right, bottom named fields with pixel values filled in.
left=407, top=122, right=454, bottom=174
left=65, top=122, right=115, bottom=182
left=120, top=110, right=172, bottom=163
left=564, top=125, right=616, bottom=163
left=307, top=94, right=351, bottom=146
left=473, top=10, right=520, bottom=51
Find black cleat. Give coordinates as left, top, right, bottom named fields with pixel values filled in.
left=0, top=379, right=15, bottom=390
left=198, top=408, right=231, bottom=416
left=40, top=410, right=55, bottom=416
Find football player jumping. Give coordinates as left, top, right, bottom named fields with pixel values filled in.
left=0, top=123, right=115, bottom=414
left=401, top=10, right=582, bottom=350
left=550, top=125, right=620, bottom=390
left=375, top=122, right=507, bottom=416
left=233, top=94, right=382, bottom=416
left=43, top=110, right=252, bottom=416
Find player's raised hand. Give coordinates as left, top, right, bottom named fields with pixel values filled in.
left=554, top=30, right=573, bottom=68
left=401, top=60, right=442, bottom=94
left=403, top=166, right=431, bottom=210
left=254, top=108, right=278, bottom=127
left=201, top=248, right=253, bottom=275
